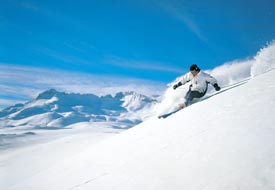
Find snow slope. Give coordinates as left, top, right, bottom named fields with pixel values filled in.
left=1, top=68, right=275, bottom=190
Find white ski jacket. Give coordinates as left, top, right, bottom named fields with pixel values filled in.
left=180, top=71, right=217, bottom=93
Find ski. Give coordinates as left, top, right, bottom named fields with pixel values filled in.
left=158, top=108, right=182, bottom=119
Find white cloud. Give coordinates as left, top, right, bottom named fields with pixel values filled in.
left=0, top=64, right=166, bottom=109
left=105, top=55, right=184, bottom=74
left=155, top=0, right=209, bottom=44
left=0, top=99, right=24, bottom=109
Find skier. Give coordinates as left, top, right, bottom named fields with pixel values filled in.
left=173, top=64, right=221, bottom=109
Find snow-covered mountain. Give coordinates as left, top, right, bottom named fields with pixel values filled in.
left=0, top=89, right=157, bottom=130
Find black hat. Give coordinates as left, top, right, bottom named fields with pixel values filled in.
left=190, top=64, right=200, bottom=71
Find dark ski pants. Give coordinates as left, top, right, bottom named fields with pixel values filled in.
left=184, top=89, right=206, bottom=107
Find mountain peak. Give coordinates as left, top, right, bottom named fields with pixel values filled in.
left=36, top=89, right=60, bottom=100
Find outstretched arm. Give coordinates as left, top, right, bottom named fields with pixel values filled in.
left=204, top=73, right=220, bottom=91
left=173, top=73, right=192, bottom=90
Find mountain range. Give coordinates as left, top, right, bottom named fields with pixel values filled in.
left=0, top=89, right=158, bottom=130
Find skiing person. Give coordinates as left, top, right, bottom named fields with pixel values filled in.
left=173, top=64, right=221, bottom=108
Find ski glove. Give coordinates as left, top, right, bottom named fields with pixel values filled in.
left=213, top=83, right=221, bottom=91
left=173, top=82, right=183, bottom=90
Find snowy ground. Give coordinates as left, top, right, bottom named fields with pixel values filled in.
left=1, top=41, right=275, bottom=190
left=0, top=121, right=124, bottom=151
left=1, top=69, right=275, bottom=190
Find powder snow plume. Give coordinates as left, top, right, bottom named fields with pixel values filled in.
left=251, top=40, right=275, bottom=77
left=154, top=40, right=275, bottom=116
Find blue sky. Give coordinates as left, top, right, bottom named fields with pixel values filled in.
left=0, top=0, right=275, bottom=109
